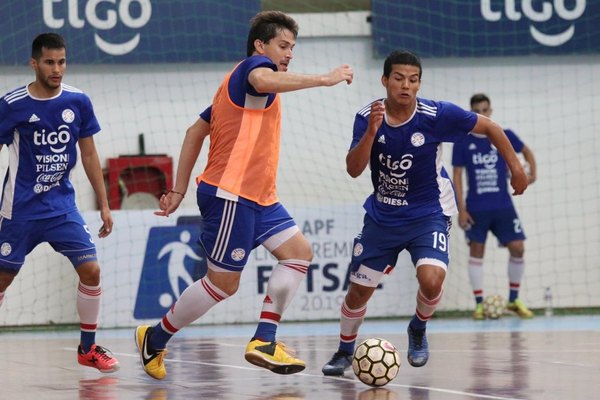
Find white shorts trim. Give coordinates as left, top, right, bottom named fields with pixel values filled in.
left=349, top=264, right=384, bottom=288
left=207, top=259, right=239, bottom=273
left=415, top=257, right=448, bottom=271
left=262, top=226, right=299, bottom=252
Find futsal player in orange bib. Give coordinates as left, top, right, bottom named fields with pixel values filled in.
left=134, top=11, right=353, bottom=380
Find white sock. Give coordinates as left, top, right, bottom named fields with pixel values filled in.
left=161, top=276, right=228, bottom=334
left=77, top=282, right=101, bottom=332
left=468, top=257, right=484, bottom=300
left=258, top=260, right=309, bottom=325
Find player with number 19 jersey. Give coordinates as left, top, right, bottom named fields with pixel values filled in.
left=351, top=97, right=478, bottom=227
left=0, top=84, right=100, bottom=221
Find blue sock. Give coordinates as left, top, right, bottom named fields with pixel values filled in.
left=339, top=341, right=355, bottom=355
left=149, top=323, right=173, bottom=350
left=253, top=322, right=277, bottom=342
left=509, top=290, right=518, bottom=302
left=409, top=315, right=427, bottom=330
left=80, top=331, right=95, bottom=353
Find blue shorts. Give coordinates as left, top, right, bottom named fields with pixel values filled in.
left=197, top=192, right=297, bottom=271
left=0, top=211, right=97, bottom=273
left=349, top=213, right=451, bottom=287
left=466, top=208, right=526, bottom=246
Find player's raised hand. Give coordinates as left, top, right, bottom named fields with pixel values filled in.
left=367, top=100, right=385, bottom=136
left=154, top=190, right=185, bottom=217
left=325, top=64, right=354, bottom=86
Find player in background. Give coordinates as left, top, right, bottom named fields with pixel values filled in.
left=0, top=33, right=119, bottom=372
left=452, top=93, right=537, bottom=320
left=134, top=11, right=353, bottom=380
left=322, top=50, right=528, bottom=376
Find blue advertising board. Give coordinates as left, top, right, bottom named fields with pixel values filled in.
left=372, top=0, right=600, bottom=57
left=0, top=0, right=259, bottom=64
left=133, top=216, right=207, bottom=319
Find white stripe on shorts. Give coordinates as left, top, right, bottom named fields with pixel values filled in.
left=212, top=200, right=236, bottom=262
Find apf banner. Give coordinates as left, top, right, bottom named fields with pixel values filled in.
left=0, top=0, right=259, bottom=64
left=372, top=0, right=599, bottom=57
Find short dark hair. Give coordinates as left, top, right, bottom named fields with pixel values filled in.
left=383, top=50, right=422, bottom=79
left=32, top=33, right=66, bottom=59
left=246, top=11, right=299, bottom=57
left=470, top=93, right=491, bottom=107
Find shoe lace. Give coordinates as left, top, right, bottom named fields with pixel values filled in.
left=331, top=350, right=351, bottom=362
left=275, top=341, right=297, bottom=357
left=410, top=328, right=424, bottom=349
left=155, top=348, right=168, bottom=363
left=92, top=345, right=115, bottom=361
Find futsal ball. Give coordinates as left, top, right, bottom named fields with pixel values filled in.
left=483, top=294, right=507, bottom=319
left=352, top=338, right=401, bottom=387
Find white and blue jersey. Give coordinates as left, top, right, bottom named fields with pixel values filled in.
left=352, top=97, right=478, bottom=227
left=0, top=83, right=100, bottom=221
left=451, top=129, right=524, bottom=212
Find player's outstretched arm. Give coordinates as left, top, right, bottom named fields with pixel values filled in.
left=79, top=136, right=113, bottom=237
left=155, top=117, right=210, bottom=217
left=249, top=64, right=353, bottom=94
left=472, top=115, right=528, bottom=195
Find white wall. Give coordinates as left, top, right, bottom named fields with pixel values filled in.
left=1, top=36, right=599, bottom=326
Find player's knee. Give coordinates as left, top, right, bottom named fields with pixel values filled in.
left=297, top=241, right=313, bottom=262
left=76, top=262, right=101, bottom=286
left=345, top=283, right=374, bottom=308
left=508, top=241, right=525, bottom=258
left=417, top=271, right=445, bottom=298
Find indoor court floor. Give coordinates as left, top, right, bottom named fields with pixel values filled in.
left=1, top=315, right=599, bottom=400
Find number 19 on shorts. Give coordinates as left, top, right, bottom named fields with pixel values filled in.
left=431, top=232, right=447, bottom=252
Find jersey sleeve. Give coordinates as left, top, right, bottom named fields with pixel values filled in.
left=0, top=97, right=15, bottom=144
left=228, top=55, right=277, bottom=107
left=435, top=101, right=478, bottom=141
left=349, top=112, right=368, bottom=150
left=504, top=129, right=525, bottom=153
left=78, top=94, right=101, bottom=138
left=200, top=105, right=212, bottom=123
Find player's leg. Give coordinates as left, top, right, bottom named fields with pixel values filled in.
left=136, top=267, right=238, bottom=379
left=322, top=214, right=398, bottom=376
left=0, top=218, right=33, bottom=308
left=245, top=203, right=310, bottom=374
left=48, top=212, right=119, bottom=373
left=468, top=241, right=486, bottom=319
left=505, top=239, right=532, bottom=317
left=465, top=211, right=491, bottom=320
left=322, top=282, right=376, bottom=376
left=492, top=209, right=532, bottom=318
left=406, top=215, right=451, bottom=367
left=135, top=195, right=250, bottom=379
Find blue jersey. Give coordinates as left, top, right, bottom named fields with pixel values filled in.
left=451, top=129, right=524, bottom=212
left=0, top=83, right=100, bottom=221
left=351, top=97, right=477, bottom=227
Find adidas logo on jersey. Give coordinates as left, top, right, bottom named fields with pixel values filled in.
left=468, top=143, right=477, bottom=150
left=377, top=135, right=386, bottom=144
left=28, top=114, right=40, bottom=123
